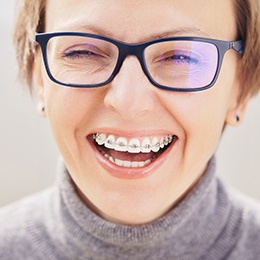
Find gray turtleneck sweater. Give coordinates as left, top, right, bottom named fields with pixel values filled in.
left=1, top=157, right=260, bottom=259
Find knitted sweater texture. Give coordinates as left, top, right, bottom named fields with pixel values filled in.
left=1, top=157, right=260, bottom=260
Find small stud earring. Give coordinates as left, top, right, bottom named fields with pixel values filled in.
left=236, top=115, right=240, bottom=122
left=42, top=106, right=45, bottom=113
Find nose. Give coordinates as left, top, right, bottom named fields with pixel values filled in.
left=103, top=56, right=157, bottom=119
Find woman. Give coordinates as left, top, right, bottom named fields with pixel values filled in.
left=1, top=0, right=260, bottom=259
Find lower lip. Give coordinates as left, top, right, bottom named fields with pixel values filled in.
left=87, top=136, right=177, bottom=180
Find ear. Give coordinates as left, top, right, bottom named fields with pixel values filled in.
left=225, top=94, right=250, bottom=126
left=32, top=51, right=46, bottom=117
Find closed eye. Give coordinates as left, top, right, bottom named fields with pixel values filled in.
left=63, top=50, right=103, bottom=60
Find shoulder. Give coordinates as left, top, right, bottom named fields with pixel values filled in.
left=0, top=187, right=56, bottom=259
left=226, top=187, right=260, bottom=259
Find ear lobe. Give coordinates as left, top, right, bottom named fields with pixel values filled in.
left=32, top=52, right=46, bottom=117
left=225, top=95, right=250, bottom=126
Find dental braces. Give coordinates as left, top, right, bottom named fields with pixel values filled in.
left=93, top=134, right=174, bottom=150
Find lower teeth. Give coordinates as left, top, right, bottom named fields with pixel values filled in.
left=102, top=151, right=153, bottom=168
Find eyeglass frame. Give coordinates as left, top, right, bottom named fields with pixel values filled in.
left=35, top=32, right=244, bottom=92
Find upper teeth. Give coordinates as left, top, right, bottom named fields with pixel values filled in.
left=94, top=133, right=174, bottom=153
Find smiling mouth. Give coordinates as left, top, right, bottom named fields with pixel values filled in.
left=90, top=133, right=177, bottom=168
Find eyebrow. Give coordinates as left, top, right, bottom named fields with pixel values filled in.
left=146, top=27, right=210, bottom=41
left=54, top=22, right=210, bottom=42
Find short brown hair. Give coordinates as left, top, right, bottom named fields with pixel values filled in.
left=14, top=0, right=45, bottom=91
left=14, top=0, right=260, bottom=100
left=234, top=0, right=260, bottom=100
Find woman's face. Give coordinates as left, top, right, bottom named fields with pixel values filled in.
left=35, top=0, right=247, bottom=224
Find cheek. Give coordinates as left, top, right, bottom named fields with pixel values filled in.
left=161, top=88, right=231, bottom=161
left=46, top=87, right=82, bottom=130
left=175, top=54, right=239, bottom=138
left=44, top=83, right=99, bottom=126
left=185, top=71, right=238, bottom=157
left=43, top=82, right=102, bottom=153
left=182, top=95, right=224, bottom=146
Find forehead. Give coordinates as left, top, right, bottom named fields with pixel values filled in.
left=45, top=0, right=237, bottom=42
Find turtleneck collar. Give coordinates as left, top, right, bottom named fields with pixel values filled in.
left=49, top=156, right=237, bottom=259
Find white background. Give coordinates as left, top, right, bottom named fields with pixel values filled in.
left=1, top=1, right=260, bottom=207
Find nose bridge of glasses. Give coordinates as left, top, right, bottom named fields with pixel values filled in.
left=115, top=42, right=147, bottom=78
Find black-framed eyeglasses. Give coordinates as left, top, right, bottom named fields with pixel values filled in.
left=35, top=32, right=244, bottom=92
